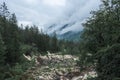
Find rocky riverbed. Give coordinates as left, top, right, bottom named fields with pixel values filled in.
left=22, top=52, right=97, bottom=80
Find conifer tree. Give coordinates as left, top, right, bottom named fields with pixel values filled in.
left=0, top=33, right=5, bottom=65
left=79, top=0, right=120, bottom=79
left=0, top=33, right=6, bottom=79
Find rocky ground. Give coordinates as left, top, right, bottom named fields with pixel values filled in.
left=22, top=52, right=97, bottom=80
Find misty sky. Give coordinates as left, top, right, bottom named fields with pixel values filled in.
left=0, top=0, right=101, bottom=34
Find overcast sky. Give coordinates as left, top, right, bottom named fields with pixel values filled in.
left=0, top=0, right=101, bottom=34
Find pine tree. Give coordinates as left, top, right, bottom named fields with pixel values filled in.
left=0, top=33, right=6, bottom=79
left=0, top=2, right=10, bottom=18
left=5, top=13, right=21, bottom=65
left=0, top=33, right=5, bottom=65
left=50, top=32, right=59, bottom=52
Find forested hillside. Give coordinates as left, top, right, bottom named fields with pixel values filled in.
left=0, top=0, right=120, bottom=80
left=0, top=2, right=79, bottom=80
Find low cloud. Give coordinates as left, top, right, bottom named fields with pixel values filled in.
left=0, top=0, right=101, bottom=34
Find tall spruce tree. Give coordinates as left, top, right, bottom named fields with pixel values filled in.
left=0, top=2, right=21, bottom=65
left=50, top=32, right=59, bottom=52
left=0, top=33, right=6, bottom=79
left=0, top=2, right=10, bottom=18
left=5, top=13, right=21, bottom=65
left=0, top=33, right=5, bottom=65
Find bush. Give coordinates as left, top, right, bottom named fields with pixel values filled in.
left=95, top=44, right=120, bottom=80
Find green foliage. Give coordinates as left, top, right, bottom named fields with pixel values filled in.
left=6, top=63, right=24, bottom=80
left=78, top=0, right=120, bottom=79
left=49, top=32, right=59, bottom=52
left=0, top=2, right=22, bottom=65
left=0, top=2, right=75, bottom=80
left=95, top=44, right=120, bottom=80
left=0, top=33, right=6, bottom=79
left=0, top=2, right=10, bottom=18
left=20, top=44, right=39, bottom=56
left=19, top=25, right=60, bottom=53
left=0, top=33, right=5, bottom=65
left=4, top=62, right=35, bottom=80
left=60, top=40, right=80, bottom=55
left=0, top=2, right=32, bottom=79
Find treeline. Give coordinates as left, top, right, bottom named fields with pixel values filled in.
left=1, top=0, right=119, bottom=79
left=0, top=2, right=79, bottom=79
left=19, top=25, right=79, bottom=54
left=0, top=2, right=59, bottom=65
left=78, top=0, right=120, bottom=80
left=19, top=26, right=60, bottom=53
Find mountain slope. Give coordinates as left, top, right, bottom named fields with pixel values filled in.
left=58, top=31, right=81, bottom=41
left=46, top=22, right=82, bottom=41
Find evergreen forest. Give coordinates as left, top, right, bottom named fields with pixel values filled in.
left=0, top=0, right=120, bottom=80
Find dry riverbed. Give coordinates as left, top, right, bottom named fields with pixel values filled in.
left=22, top=52, right=97, bottom=80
